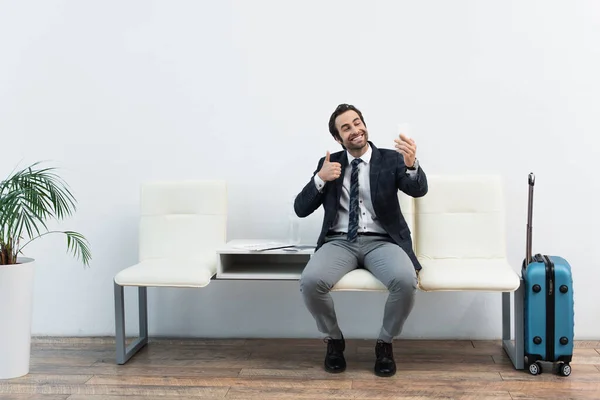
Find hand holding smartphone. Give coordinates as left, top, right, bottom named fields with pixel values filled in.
left=394, top=122, right=417, bottom=167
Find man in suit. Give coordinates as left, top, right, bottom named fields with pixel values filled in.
left=294, top=103, right=428, bottom=377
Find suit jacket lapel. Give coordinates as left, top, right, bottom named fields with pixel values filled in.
left=335, top=152, right=347, bottom=205
left=369, top=142, right=382, bottom=201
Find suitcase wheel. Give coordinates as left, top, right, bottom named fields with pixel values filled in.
left=528, top=362, right=542, bottom=375
left=558, top=363, right=571, bottom=377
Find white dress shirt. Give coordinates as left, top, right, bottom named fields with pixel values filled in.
left=313, top=144, right=418, bottom=234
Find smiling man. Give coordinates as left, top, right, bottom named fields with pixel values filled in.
left=294, top=103, right=428, bottom=377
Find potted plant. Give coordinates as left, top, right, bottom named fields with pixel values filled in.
left=0, top=162, right=91, bottom=379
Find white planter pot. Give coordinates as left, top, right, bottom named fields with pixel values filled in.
left=0, top=257, right=35, bottom=379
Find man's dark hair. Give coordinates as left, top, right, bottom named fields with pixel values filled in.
left=328, top=103, right=366, bottom=142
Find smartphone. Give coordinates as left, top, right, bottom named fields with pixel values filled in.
left=398, top=123, right=411, bottom=141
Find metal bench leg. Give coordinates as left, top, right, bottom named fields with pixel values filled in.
left=114, top=282, right=149, bottom=364
left=502, top=278, right=524, bottom=369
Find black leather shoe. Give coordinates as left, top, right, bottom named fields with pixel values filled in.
left=323, top=335, right=346, bottom=373
left=374, top=340, right=396, bottom=377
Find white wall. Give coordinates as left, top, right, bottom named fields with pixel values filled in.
left=1, top=0, right=599, bottom=340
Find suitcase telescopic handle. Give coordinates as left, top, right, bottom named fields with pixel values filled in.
left=526, top=172, right=535, bottom=266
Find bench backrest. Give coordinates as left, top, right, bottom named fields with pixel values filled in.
left=138, top=181, right=227, bottom=261
left=407, top=175, right=507, bottom=259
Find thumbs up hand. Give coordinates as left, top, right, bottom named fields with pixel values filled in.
left=317, top=151, right=342, bottom=182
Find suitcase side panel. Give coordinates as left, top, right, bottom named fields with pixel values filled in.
left=550, top=255, right=574, bottom=362
left=523, top=260, right=547, bottom=360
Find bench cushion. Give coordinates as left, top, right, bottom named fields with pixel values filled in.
left=332, top=269, right=387, bottom=291
left=114, top=258, right=216, bottom=288
left=412, top=175, right=520, bottom=292
left=417, top=258, right=520, bottom=291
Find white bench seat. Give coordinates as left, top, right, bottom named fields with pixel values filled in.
left=333, top=269, right=387, bottom=291
left=333, top=259, right=521, bottom=293
left=114, top=258, right=216, bottom=288
left=417, top=258, right=520, bottom=292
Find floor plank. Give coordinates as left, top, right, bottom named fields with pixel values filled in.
left=66, top=397, right=220, bottom=400
left=3, top=375, right=92, bottom=386
left=224, top=386, right=514, bottom=399
left=86, top=375, right=352, bottom=389
left=574, top=341, right=600, bottom=348
left=354, top=379, right=600, bottom=392
left=0, top=396, right=69, bottom=400
left=0, top=383, right=229, bottom=397
left=510, top=388, right=600, bottom=399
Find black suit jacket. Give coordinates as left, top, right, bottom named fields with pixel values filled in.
left=294, top=141, right=428, bottom=271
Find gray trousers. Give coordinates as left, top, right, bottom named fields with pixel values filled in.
left=299, top=234, right=418, bottom=343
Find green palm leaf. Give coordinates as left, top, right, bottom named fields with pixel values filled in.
left=65, top=231, right=91, bottom=266
left=0, top=162, right=91, bottom=266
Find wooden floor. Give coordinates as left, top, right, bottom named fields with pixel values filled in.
left=1, top=338, right=599, bottom=399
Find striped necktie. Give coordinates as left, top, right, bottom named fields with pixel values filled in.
left=347, top=158, right=362, bottom=242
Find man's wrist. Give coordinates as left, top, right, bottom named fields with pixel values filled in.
left=406, top=158, right=419, bottom=170
left=314, top=174, right=326, bottom=191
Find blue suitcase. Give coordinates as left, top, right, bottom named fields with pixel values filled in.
left=522, top=173, right=574, bottom=376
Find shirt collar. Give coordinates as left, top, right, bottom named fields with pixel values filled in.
left=346, top=143, right=372, bottom=165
